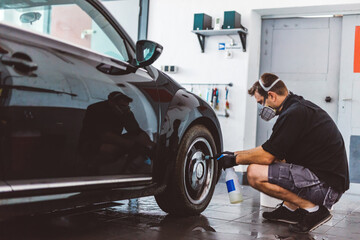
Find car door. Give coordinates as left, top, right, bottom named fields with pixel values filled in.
left=0, top=0, right=158, bottom=191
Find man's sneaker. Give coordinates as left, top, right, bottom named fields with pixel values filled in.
left=263, top=202, right=303, bottom=224
left=289, top=205, right=332, bottom=233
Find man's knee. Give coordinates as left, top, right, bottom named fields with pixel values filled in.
left=247, top=164, right=264, bottom=187
left=247, top=164, right=269, bottom=188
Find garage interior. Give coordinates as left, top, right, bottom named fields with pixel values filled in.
left=1, top=0, right=360, bottom=239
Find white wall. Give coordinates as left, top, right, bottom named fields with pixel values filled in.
left=103, top=0, right=140, bottom=42
left=147, top=0, right=360, bottom=154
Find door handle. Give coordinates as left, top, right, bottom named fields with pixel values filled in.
left=342, top=98, right=352, bottom=101
left=1, top=55, right=38, bottom=73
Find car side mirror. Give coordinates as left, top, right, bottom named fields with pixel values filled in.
left=135, top=40, right=163, bottom=68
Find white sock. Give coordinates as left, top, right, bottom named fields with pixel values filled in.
left=305, top=205, right=319, bottom=213
left=283, top=204, right=296, bottom=212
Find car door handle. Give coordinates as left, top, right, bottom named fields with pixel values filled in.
left=1, top=55, right=38, bottom=73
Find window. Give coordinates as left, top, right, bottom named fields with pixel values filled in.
left=0, top=1, right=129, bottom=62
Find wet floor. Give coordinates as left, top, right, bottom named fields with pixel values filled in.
left=1, top=177, right=360, bottom=240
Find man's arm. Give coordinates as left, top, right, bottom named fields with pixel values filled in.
left=234, top=146, right=276, bottom=165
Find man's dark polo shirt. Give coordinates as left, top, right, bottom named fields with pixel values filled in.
left=262, top=93, right=349, bottom=193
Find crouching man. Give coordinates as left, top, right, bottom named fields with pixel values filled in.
left=217, top=73, right=349, bottom=233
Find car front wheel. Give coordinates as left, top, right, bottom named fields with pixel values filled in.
left=155, top=125, right=218, bottom=216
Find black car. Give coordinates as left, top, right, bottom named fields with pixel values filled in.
left=0, top=0, right=222, bottom=219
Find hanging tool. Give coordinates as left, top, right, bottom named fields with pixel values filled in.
left=225, top=87, right=229, bottom=109
left=210, top=88, right=215, bottom=107
left=214, top=88, right=219, bottom=110
left=198, top=87, right=202, bottom=98
left=217, top=110, right=230, bottom=118
left=206, top=87, right=210, bottom=102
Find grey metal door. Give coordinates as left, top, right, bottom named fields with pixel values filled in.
left=257, top=17, right=342, bottom=146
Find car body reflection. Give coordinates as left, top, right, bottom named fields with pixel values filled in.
left=78, top=91, right=155, bottom=175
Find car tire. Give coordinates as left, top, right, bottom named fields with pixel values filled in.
left=155, top=125, right=218, bottom=216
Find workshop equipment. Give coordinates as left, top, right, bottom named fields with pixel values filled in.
left=223, top=11, right=241, bottom=29
left=225, top=87, right=229, bottom=109
left=210, top=88, right=215, bottom=107
left=193, top=13, right=212, bottom=30
left=213, top=88, right=219, bottom=110
left=206, top=87, right=210, bottom=102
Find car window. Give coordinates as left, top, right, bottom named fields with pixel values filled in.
left=0, top=1, right=129, bottom=62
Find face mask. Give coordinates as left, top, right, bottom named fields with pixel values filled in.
left=258, top=104, right=276, bottom=121
left=257, top=78, right=285, bottom=121
left=258, top=92, right=290, bottom=121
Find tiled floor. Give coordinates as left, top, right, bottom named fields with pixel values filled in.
left=1, top=178, right=360, bottom=239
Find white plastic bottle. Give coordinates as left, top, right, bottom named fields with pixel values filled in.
left=225, top=167, right=243, bottom=204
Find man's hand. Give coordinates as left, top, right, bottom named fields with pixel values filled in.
left=216, top=151, right=237, bottom=170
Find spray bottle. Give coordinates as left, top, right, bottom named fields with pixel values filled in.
left=224, top=167, right=243, bottom=204
left=204, top=155, right=243, bottom=204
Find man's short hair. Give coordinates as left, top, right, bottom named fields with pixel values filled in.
left=248, top=73, right=288, bottom=97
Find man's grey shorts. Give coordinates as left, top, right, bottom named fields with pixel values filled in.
left=268, top=163, right=342, bottom=209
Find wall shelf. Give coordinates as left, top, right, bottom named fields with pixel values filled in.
left=191, top=27, right=248, bottom=53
